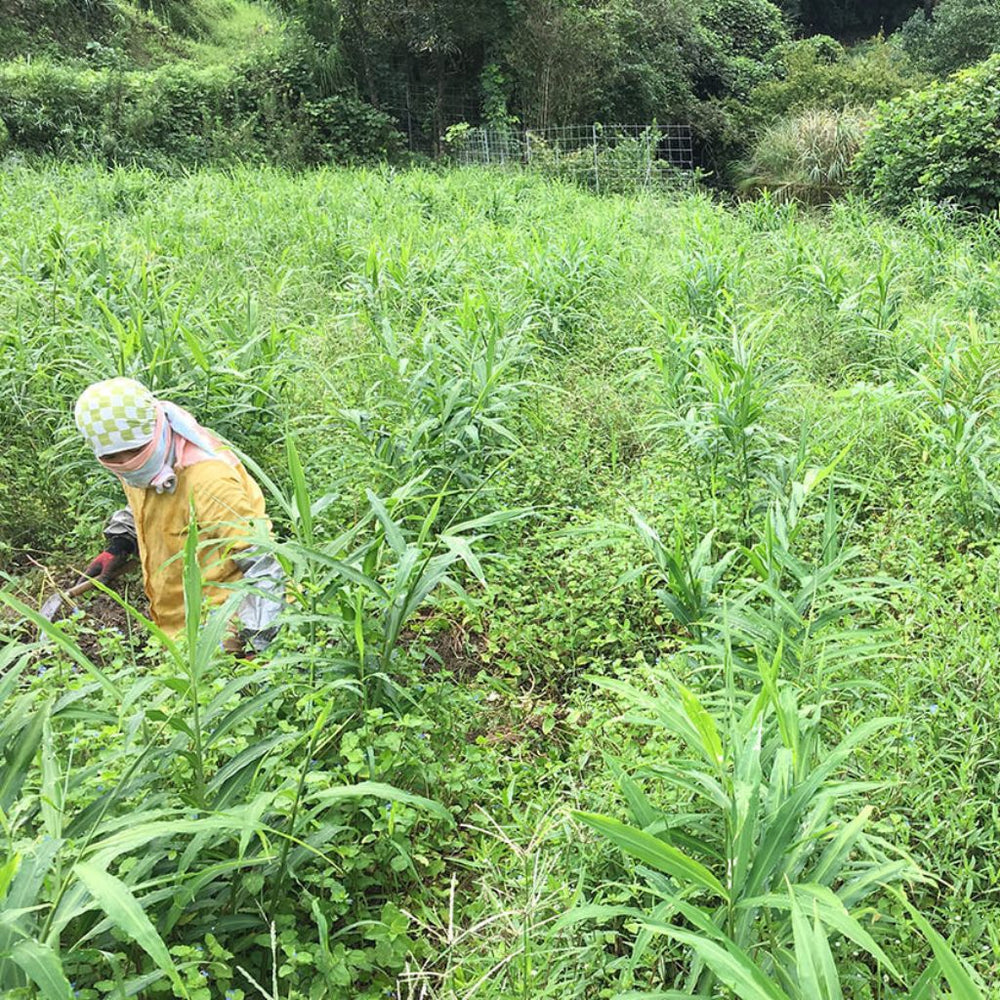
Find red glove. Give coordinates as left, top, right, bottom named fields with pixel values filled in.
left=81, top=547, right=132, bottom=584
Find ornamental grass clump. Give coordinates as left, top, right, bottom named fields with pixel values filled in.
left=739, top=108, right=867, bottom=206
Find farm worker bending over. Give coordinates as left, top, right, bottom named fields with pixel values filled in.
left=73, top=377, right=284, bottom=654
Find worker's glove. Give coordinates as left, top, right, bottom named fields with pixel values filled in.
left=221, top=622, right=254, bottom=660
left=81, top=535, right=137, bottom=585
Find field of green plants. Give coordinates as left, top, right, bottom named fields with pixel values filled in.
left=3, top=162, right=1000, bottom=999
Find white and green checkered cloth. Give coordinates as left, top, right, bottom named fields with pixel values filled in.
left=74, top=378, right=157, bottom=458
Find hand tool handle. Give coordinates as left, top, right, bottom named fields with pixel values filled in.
left=66, top=578, right=98, bottom=599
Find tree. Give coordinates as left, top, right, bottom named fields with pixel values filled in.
left=505, top=0, right=608, bottom=127
left=278, top=0, right=792, bottom=164
left=899, top=0, right=1000, bottom=74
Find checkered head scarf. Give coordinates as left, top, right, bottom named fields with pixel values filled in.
left=74, top=378, right=157, bottom=458
left=75, top=378, right=236, bottom=493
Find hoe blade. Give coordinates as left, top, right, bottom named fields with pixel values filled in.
left=39, top=592, right=66, bottom=621
left=38, top=579, right=94, bottom=622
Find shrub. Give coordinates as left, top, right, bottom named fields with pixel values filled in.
left=699, top=0, right=789, bottom=61
left=793, top=33, right=845, bottom=64
left=747, top=36, right=923, bottom=128
left=739, top=107, right=867, bottom=204
left=689, top=0, right=789, bottom=111
left=0, top=53, right=403, bottom=166
left=853, top=54, right=1000, bottom=212
left=297, top=94, right=404, bottom=161
left=899, top=0, right=1000, bottom=75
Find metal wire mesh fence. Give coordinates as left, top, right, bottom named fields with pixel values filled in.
left=447, top=123, right=694, bottom=192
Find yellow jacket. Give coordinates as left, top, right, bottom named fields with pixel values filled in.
left=123, top=459, right=269, bottom=636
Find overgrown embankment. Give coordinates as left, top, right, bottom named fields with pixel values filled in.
left=0, top=0, right=404, bottom=167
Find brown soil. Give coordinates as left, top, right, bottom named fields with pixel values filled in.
left=425, top=620, right=490, bottom=681
left=3, top=565, right=149, bottom=661
left=70, top=582, right=150, bottom=660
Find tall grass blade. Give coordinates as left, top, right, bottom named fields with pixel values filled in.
left=9, top=939, right=73, bottom=1000
left=0, top=699, right=49, bottom=813
left=286, top=434, right=314, bottom=545
left=309, top=781, right=454, bottom=826
left=74, top=862, right=186, bottom=995
left=367, top=490, right=407, bottom=555
left=650, top=922, right=790, bottom=1000
left=896, top=894, right=986, bottom=999
left=790, top=886, right=825, bottom=1000
left=574, top=812, right=728, bottom=899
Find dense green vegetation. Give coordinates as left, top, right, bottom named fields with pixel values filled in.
left=5, top=2, right=1000, bottom=997
left=4, top=0, right=1000, bottom=201
left=4, top=163, right=1000, bottom=997
left=0, top=0, right=930, bottom=175
left=0, top=0, right=277, bottom=66
left=855, top=54, right=1000, bottom=211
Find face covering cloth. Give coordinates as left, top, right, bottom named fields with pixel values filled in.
left=75, top=378, right=238, bottom=493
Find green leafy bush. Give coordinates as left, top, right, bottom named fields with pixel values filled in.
left=791, top=33, right=845, bottom=64
left=747, top=36, right=923, bottom=127
left=689, top=0, right=789, bottom=108
left=853, top=54, right=1000, bottom=212
left=295, top=93, right=404, bottom=162
left=699, top=0, right=789, bottom=61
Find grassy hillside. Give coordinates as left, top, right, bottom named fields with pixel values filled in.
left=0, top=0, right=281, bottom=67
left=3, top=164, right=1000, bottom=997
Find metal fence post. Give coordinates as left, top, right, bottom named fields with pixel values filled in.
left=592, top=123, right=600, bottom=194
